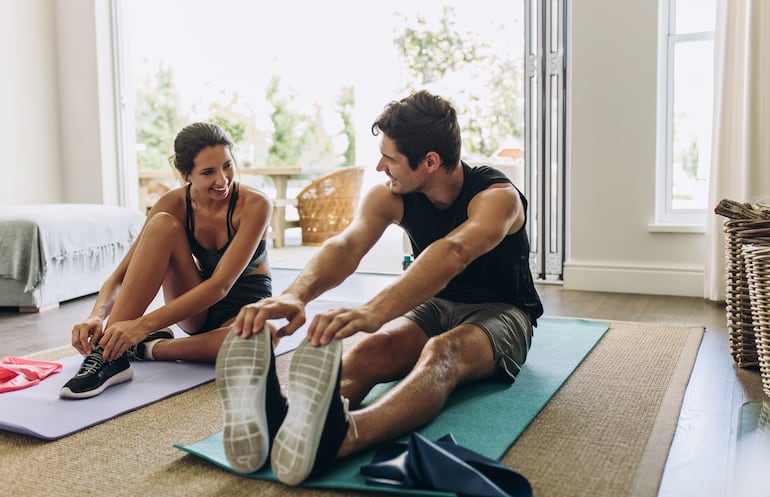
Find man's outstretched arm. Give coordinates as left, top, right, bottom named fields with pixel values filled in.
left=232, top=184, right=399, bottom=339
left=306, top=183, right=525, bottom=345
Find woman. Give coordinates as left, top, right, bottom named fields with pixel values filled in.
left=61, top=122, right=273, bottom=399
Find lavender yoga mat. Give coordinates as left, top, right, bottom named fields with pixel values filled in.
left=0, top=304, right=323, bottom=441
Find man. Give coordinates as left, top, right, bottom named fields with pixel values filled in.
left=214, top=90, right=544, bottom=486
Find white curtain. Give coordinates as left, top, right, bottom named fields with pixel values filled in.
left=704, top=0, right=770, bottom=302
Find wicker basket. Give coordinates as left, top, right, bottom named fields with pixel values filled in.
left=744, top=244, right=770, bottom=396
left=296, top=167, right=365, bottom=246
left=724, top=219, right=770, bottom=367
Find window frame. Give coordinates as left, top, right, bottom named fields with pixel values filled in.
left=654, top=0, right=715, bottom=230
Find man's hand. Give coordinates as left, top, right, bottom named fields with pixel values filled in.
left=71, top=317, right=105, bottom=356
left=232, top=294, right=307, bottom=340
left=306, top=304, right=386, bottom=346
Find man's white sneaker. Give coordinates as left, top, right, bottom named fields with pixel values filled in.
left=270, top=338, right=349, bottom=485
left=215, top=327, right=286, bottom=473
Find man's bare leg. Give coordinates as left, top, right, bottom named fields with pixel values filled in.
left=337, top=323, right=497, bottom=458
left=340, top=317, right=427, bottom=408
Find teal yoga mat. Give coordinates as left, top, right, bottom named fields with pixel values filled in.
left=176, top=317, right=609, bottom=494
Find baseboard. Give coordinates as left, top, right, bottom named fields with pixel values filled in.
left=19, top=303, right=60, bottom=313
left=563, top=260, right=704, bottom=297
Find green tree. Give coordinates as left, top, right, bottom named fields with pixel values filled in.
left=297, top=104, right=338, bottom=166
left=265, top=77, right=349, bottom=167
left=202, top=89, right=266, bottom=167
left=394, top=6, right=523, bottom=157
left=266, top=76, right=304, bottom=166
left=134, top=64, right=187, bottom=170
left=677, top=138, right=699, bottom=178
left=205, top=90, right=251, bottom=144
left=395, top=6, right=482, bottom=87
left=336, top=85, right=356, bottom=166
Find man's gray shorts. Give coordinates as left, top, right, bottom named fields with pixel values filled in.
left=404, top=297, right=533, bottom=383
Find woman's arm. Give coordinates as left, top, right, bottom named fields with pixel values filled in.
left=70, top=213, right=144, bottom=355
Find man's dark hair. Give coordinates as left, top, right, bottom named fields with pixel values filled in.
left=371, top=90, right=461, bottom=171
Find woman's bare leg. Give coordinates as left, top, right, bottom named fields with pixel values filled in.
left=151, top=319, right=275, bottom=362
left=109, top=213, right=205, bottom=330
left=151, top=325, right=229, bottom=362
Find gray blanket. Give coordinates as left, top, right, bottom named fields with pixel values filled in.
left=0, top=204, right=144, bottom=292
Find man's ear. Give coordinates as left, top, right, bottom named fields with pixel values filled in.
left=424, top=151, right=443, bottom=172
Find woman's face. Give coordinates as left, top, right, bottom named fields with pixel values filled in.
left=187, top=144, right=235, bottom=201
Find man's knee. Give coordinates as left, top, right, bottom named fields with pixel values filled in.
left=418, top=335, right=463, bottom=379
left=419, top=329, right=495, bottom=383
left=345, top=326, right=424, bottom=381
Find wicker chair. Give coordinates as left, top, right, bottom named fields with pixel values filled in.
left=290, top=167, right=365, bottom=246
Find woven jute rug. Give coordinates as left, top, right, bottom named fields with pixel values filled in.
left=0, top=320, right=702, bottom=497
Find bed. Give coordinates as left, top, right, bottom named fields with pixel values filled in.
left=0, top=204, right=145, bottom=311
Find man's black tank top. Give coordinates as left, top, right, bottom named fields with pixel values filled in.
left=399, top=163, right=544, bottom=324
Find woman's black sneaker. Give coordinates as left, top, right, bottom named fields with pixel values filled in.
left=126, top=328, right=175, bottom=361
left=59, top=346, right=134, bottom=399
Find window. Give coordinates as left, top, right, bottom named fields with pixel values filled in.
left=113, top=0, right=567, bottom=278
left=656, top=0, right=717, bottom=227
left=114, top=0, right=526, bottom=213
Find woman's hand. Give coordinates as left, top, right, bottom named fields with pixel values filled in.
left=99, top=319, right=148, bottom=362
left=71, top=317, right=105, bottom=356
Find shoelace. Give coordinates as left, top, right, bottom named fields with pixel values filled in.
left=77, top=349, right=106, bottom=376
left=125, top=345, right=139, bottom=361
left=341, top=396, right=359, bottom=439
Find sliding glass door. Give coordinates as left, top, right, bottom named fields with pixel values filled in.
left=112, top=0, right=566, bottom=280
left=526, top=0, right=566, bottom=281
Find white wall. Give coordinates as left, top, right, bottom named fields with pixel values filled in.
left=564, top=0, right=706, bottom=296
left=55, top=0, right=120, bottom=205
left=1, top=0, right=709, bottom=297
left=0, top=0, right=119, bottom=206
left=0, top=0, right=63, bottom=203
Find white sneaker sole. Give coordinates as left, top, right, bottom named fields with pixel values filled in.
left=59, top=366, right=134, bottom=399
left=271, top=338, right=342, bottom=486
left=216, top=327, right=271, bottom=473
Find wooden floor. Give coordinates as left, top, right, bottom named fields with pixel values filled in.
left=1, top=270, right=765, bottom=497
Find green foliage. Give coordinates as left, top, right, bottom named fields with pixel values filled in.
left=134, top=64, right=187, bottom=170
left=133, top=7, right=518, bottom=172
left=266, top=76, right=304, bottom=166
left=337, top=86, right=356, bottom=166
left=395, top=6, right=482, bottom=86
left=210, top=115, right=245, bottom=144
left=673, top=113, right=701, bottom=179
left=265, top=77, right=351, bottom=167
left=678, top=139, right=699, bottom=178
left=393, top=6, right=523, bottom=157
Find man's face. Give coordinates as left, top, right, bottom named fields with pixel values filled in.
left=375, top=135, right=421, bottom=194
